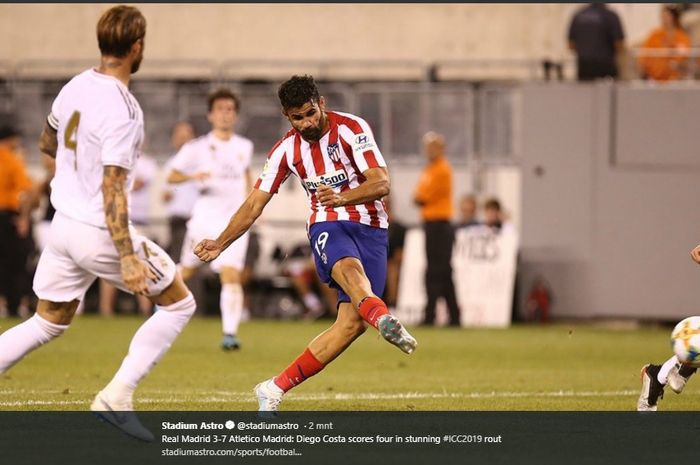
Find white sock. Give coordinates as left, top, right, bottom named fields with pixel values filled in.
left=0, top=313, right=68, bottom=374
left=106, top=292, right=195, bottom=400
left=658, top=355, right=679, bottom=385
left=302, top=293, right=323, bottom=313
left=220, top=283, right=243, bottom=335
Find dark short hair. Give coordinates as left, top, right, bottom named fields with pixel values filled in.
left=96, top=5, right=146, bottom=58
left=484, top=198, right=502, bottom=211
left=278, top=75, right=320, bottom=110
left=207, top=88, right=240, bottom=112
left=664, top=5, right=682, bottom=29
left=0, top=125, right=20, bottom=141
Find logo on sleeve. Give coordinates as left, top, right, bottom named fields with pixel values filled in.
left=304, top=169, right=349, bottom=192
left=353, top=134, right=375, bottom=153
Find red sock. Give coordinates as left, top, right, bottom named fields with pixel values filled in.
left=273, top=348, right=325, bottom=392
left=358, top=296, right=390, bottom=329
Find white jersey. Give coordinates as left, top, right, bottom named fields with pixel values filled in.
left=170, top=131, right=253, bottom=232
left=47, top=68, right=144, bottom=228
left=163, top=157, right=199, bottom=219
left=130, top=154, right=158, bottom=225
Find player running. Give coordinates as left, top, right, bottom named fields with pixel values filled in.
left=195, top=75, right=418, bottom=413
left=0, top=6, right=196, bottom=440
left=637, top=243, right=700, bottom=411
left=167, top=89, right=253, bottom=350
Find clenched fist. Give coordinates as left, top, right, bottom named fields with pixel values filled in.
left=317, top=184, right=345, bottom=208
left=194, top=239, right=224, bottom=263
left=691, top=244, right=700, bottom=264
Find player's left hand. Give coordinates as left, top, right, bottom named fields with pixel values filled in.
left=317, top=184, right=344, bottom=208
left=194, top=239, right=223, bottom=263
left=690, top=244, right=700, bottom=264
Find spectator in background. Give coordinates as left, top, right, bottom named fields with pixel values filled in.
left=0, top=125, right=34, bottom=318
left=457, top=194, right=480, bottom=229
left=98, top=153, right=159, bottom=317
left=482, top=197, right=514, bottom=234
left=413, top=131, right=461, bottom=327
left=384, top=196, right=406, bottom=310
left=34, top=154, right=56, bottom=252
left=163, top=121, right=196, bottom=262
left=638, top=6, right=691, bottom=82
left=568, top=4, right=625, bottom=81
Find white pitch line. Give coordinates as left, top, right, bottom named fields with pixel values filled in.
left=0, top=389, right=676, bottom=408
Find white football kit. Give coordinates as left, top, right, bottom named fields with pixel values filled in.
left=170, top=131, right=253, bottom=272
left=33, top=69, right=176, bottom=301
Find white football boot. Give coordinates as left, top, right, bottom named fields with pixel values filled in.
left=377, top=314, right=418, bottom=354
left=90, top=390, right=154, bottom=442
left=254, top=378, right=284, bottom=416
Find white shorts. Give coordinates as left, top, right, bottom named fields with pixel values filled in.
left=179, top=222, right=249, bottom=273
left=33, top=213, right=176, bottom=302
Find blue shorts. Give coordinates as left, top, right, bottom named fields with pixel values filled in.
left=308, top=221, right=388, bottom=304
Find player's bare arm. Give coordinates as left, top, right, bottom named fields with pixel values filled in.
left=38, top=121, right=58, bottom=158
left=103, top=165, right=155, bottom=295
left=194, top=188, right=273, bottom=262
left=690, top=244, right=700, bottom=264
left=316, top=167, right=389, bottom=208
left=167, top=168, right=210, bottom=184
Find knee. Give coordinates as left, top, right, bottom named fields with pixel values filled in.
left=338, top=318, right=367, bottom=339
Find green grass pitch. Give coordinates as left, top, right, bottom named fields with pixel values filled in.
left=0, top=316, right=697, bottom=411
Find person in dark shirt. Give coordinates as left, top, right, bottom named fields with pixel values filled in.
left=384, top=196, right=406, bottom=309
left=568, top=4, right=625, bottom=81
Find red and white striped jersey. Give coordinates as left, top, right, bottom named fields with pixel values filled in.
left=255, top=111, right=389, bottom=229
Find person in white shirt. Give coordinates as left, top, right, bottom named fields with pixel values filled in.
left=162, top=121, right=197, bottom=262
left=0, top=6, right=196, bottom=442
left=167, top=89, right=253, bottom=351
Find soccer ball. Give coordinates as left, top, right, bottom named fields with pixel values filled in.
left=671, top=317, right=700, bottom=367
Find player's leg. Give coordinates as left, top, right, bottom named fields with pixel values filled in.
left=638, top=361, right=667, bottom=412
left=0, top=299, right=79, bottom=374
left=254, top=300, right=365, bottom=412
left=178, top=226, right=204, bottom=282
left=98, top=279, right=118, bottom=316
left=211, top=232, right=249, bottom=350
left=662, top=354, right=697, bottom=394
left=89, top=232, right=195, bottom=441
left=331, top=257, right=417, bottom=354
left=218, top=266, right=244, bottom=350
left=0, top=214, right=95, bottom=374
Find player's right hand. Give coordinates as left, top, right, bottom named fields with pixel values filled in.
left=120, top=254, right=156, bottom=295
left=691, top=244, right=700, bottom=264
left=194, top=239, right=223, bottom=263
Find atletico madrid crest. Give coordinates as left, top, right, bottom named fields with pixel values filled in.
left=326, top=143, right=341, bottom=163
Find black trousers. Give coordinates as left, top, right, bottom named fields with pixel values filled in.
left=168, top=216, right=189, bottom=263
left=0, top=211, right=33, bottom=313
left=423, top=220, right=461, bottom=325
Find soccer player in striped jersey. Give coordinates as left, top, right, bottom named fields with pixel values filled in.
left=0, top=6, right=196, bottom=440
left=195, top=75, right=418, bottom=413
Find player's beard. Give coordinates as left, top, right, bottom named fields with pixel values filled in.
left=300, top=113, right=326, bottom=142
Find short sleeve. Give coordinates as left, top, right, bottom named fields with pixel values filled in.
left=254, top=139, right=290, bottom=194
left=47, top=90, right=64, bottom=130
left=168, top=141, right=199, bottom=175
left=346, top=116, right=386, bottom=174
left=100, top=118, right=142, bottom=170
